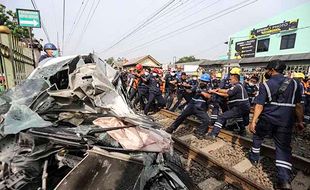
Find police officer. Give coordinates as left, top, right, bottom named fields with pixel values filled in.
left=144, top=68, right=166, bottom=115
left=209, top=74, right=224, bottom=124
left=164, top=69, right=178, bottom=109
left=293, top=73, right=308, bottom=124
left=165, top=74, right=212, bottom=136
left=207, top=67, right=250, bottom=138
left=305, top=77, right=310, bottom=124
left=185, top=73, right=199, bottom=103
left=133, top=64, right=149, bottom=111
left=39, top=43, right=57, bottom=63
left=248, top=60, right=304, bottom=190
left=170, top=72, right=192, bottom=112
left=128, top=68, right=138, bottom=101
left=245, top=75, right=259, bottom=106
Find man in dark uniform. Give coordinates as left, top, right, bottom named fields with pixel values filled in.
left=183, top=73, right=199, bottom=106
left=210, top=75, right=232, bottom=123
left=170, top=72, right=192, bottom=112
left=39, top=43, right=57, bottom=63
left=249, top=60, right=304, bottom=190
left=165, top=74, right=212, bottom=136
left=305, top=77, right=310, bottom=124
left=245, top=75, right=259, bottom=106
left=133, top=64, right=149, bottom=111
left=164, top=69, right=177, bottom=109
left=144, top=68, right=166, bottom=115
left=207, top=67, right=250, bottom=137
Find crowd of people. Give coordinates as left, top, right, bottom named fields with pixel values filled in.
left=121, top=60, right=309, bottom=189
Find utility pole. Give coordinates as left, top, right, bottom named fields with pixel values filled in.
left=62, top=0, right=66, bottom=55
left=57, top=32, right=61, bottom=56
left=28, top=28, right=36, bottom=68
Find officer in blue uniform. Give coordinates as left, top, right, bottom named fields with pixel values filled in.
left=248, top=60, right=304, bottom=190
left=39, top=43, right=57, bottom=63
left=133, top=64, right=149, bottom=110
left=245, top=75, right=259, bottom=106
left=144, top=68, right=166, bottom=115
left=170, top=72, right=192, bottom=112
left=165, top=74, right=212, bottom=136
left=305, top=77, right=310, bottom=124
left=210, top=75, right=232, bottom=123
left=164, top=69, right=177, bottom=109
left=207, top=67, right=250, bottom=138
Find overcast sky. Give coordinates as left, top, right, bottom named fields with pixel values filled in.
left=3, top=0, right=309, bottom=63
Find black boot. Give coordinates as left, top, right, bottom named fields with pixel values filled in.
left=165, top=126, right=176, bottom=134
left=274, top=181, right=292, bottom=190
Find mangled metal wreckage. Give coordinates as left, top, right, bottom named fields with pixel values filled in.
left=0, top=54, right=197, bottom=190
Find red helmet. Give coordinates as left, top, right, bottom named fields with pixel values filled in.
left=152, top=68, right=160, bottom=74
left=136, top=64, right=143, bottom=71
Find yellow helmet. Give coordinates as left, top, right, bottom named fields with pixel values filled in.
left=230, top=67, right=241, bottom=75
left=216, top=73, right=222, bottom=78
left=192, top=72, right=198, bottom=76
left=293, top=73, right=305, bottom=79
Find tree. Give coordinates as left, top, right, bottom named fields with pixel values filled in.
left=176, top=56, right=199, bottom=63
left=105, top=57, right=115, bottom=65
left=0, top=4, right=32, bottom=39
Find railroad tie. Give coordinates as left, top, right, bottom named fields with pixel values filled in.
left=232, top=158, right=253, bottom=173
left=199, top=140, right=226, bottom=153
left=291, top=171, right=310, bottom=190
left=179, top=134, right=195, bottom=141
left=198, top=177, right=226, bottom=190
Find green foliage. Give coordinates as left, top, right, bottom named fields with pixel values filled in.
left=176, top=56, right=199, bottom=63
left=105, top=57, right=115, bottom=65
left=0, top=4, right=32, bottom=39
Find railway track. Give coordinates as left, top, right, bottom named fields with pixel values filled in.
left=150, top=109, right=310, bottom=190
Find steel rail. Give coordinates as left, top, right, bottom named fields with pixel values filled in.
left=172, top=136, right=268, bottom=190
left=159, top=109, right=310, bottom=173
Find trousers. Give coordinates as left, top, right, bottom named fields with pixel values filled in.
left=169, top=103, right=210, bottom=135
left=210, top=105, right=250, bottom=136
left=144, top=92, right=165, bottom=115
left=249, top=118, right=293, bottom=182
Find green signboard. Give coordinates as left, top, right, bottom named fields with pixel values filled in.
left=16, top=9, right=41, bottom=28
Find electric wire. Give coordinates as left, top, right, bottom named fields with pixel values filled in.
left=66, top=0, right=86, bottom=44
left=115, top=0, right=257, bottom=57
left=30, top=0, right=51, bottom=42
left=73, top=0, right=101, bottom=51
left=126, top=0, right=222, bottom=48
left=99, top=0, right=177, bottom=54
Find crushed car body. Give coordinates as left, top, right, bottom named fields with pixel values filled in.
left=0, top=54, right=197, bottom=190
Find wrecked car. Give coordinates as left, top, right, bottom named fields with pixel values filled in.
left=0, top=54, right=197, bottom=190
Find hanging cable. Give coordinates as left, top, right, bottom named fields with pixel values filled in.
left=115, top=0, right=257, bottom=57
left=30, top=0, right=51, bottom=42
left=99, top=0, right=177, bottom=54
left=73, top=0, right=101, bottom=52
left=66, top=0, right=86, bottom=44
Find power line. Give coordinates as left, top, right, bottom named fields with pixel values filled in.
left=67, top=0, right=90, bottom=45
left=134, top=0, right=207, bottom=35
left=30, top=0, right=51, bottom=42
left=194, top=42, right=224, bottom=57
left=66, top=0, right=86, bottom=44
left=73, top=0, right=101, bottom=52
left=127, top=0, right=222, bottom=47
left=113, top=0, right=193, bottom=49
left=99, top=0, right=177, bottom=54
left=62, top=0, right=66, bottom=54
left=116, top=0, right=257, bottom=57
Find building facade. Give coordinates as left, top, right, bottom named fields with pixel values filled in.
left=229, top=2, right=310, bottom=59
left=227, top=2, right=310, bottom=76
left=0, top=30, right=38, bottom=90
left=122, top=55, right=161, bottom=70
